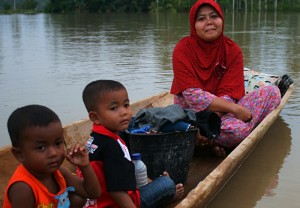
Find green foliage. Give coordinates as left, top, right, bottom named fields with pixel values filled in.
left=44, top=0, right=152, bottom=13
left=4, top=4, right=12, bottom=11
left=3, top=0, right=300, bottom=13
left=218, top=0, right=300, bottom=12
left=21, top=0, right=38, bottom=9
left=149, top=0, right=196, bottom=13
left=44, top=0, right=76, bottom=12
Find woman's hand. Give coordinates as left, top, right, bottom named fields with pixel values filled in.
left=206, top=97, right=252, bottom=122
left=232, top=104, right=252, bottom=122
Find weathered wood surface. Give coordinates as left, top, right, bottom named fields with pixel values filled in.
left=174, top=84, right=294, bottom=208
left=0, top=84, right=294, bottom=207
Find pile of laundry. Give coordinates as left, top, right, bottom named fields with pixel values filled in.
left=127, top=104, right=221, bottom=140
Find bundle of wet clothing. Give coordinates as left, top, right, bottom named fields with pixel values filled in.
left=128, top=104, right=221, bottom=140
left=275, top=74, right=293, bottom=97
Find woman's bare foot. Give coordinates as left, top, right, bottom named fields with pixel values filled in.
left=162, top=172, right=184, bottom=200
left=211, top=145, right=227, bottom=157
left=196, top=131, right=227, bottom=157
left=195, top=131, right=211, bottom=147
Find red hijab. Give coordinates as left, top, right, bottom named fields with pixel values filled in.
left=171, top=0, right=245, bottom=100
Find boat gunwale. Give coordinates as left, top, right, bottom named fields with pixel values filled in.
left=0, top=84, right=294, bottom=207
left=174, top=84, right=295, bottom=208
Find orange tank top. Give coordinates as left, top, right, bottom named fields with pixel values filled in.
left=3, top=164, right=74, bottom=208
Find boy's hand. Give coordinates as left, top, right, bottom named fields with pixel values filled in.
left=66, top=142, right=89, bottom=167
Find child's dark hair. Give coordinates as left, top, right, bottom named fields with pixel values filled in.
left=82, top=80, right=126, bottom=112
left=7, top=104, right=61, bottom=147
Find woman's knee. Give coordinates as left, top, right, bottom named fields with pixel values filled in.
left=263, top=85, right=281, bottom=106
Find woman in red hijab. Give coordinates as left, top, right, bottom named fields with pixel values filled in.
left=171, top=0, right=281, bottom=156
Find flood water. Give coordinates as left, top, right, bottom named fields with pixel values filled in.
left=0, top=11, right=300, bottom=207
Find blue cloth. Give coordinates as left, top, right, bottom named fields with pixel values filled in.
left=129, top=121, right=191, bottom=133
left=160, top=120, right=191, bottom=133
left=139, top=176, right=175, bottom=208
left=130, top=125, right=151, bottom=133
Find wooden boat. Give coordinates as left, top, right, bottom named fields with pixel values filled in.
left=0, top=69, right=294, bottom=207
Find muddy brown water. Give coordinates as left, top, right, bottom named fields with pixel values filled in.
left=1, top=12, right=300, bottom=207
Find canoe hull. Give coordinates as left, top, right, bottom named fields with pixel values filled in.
left=0, top=84, right=294, bottom=207
left=175, top=84, right=294, bottom=208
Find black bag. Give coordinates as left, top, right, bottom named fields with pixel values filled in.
left=275, top=74, right=293, bottom=97
left=191, top=111, right=221, bottom=140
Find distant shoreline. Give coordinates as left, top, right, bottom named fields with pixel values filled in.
left=0, top=10, right=40, bottom=14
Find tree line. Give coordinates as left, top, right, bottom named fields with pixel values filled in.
left=1, top=0, right=300, bottom=13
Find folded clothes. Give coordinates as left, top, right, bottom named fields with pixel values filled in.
left=132, top=104, right=195, bottom=131
left=129, top=104, right=221, bottom=139
left=275, top=74, right=293, bottom=97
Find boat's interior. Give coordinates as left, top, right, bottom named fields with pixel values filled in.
left=0, top=70, right=294, bottom=207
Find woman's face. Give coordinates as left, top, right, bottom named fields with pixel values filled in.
left=194, top=5, right=223, bottom=42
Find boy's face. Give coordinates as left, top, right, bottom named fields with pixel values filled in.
left=13, top=121, right=65, bottom=178
left=90, top=89, right=132, bottom=134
